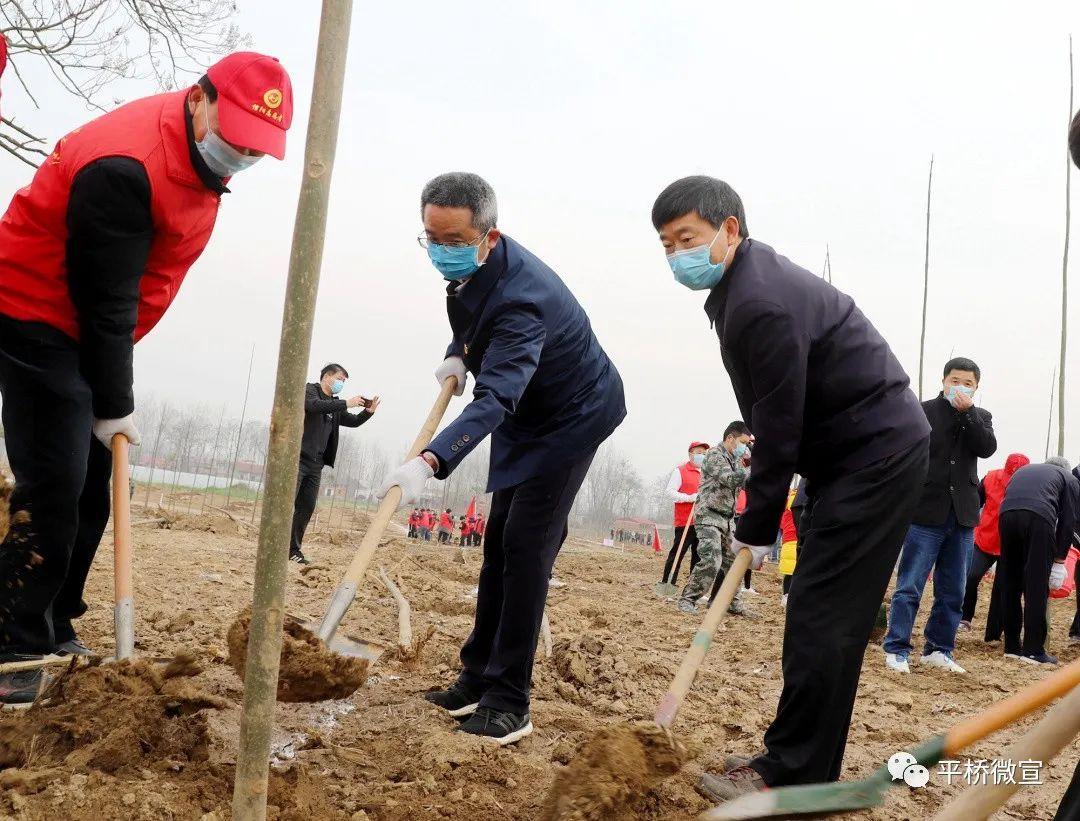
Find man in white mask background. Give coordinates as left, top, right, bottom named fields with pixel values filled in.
left=0, top=51, right=293, bottom=705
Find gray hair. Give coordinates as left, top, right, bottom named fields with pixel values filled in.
left=421, top=172, right=498, bottom=232
left=1046, top=456, right=1072, bottom=470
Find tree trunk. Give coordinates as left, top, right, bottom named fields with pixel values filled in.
left=231, top=2, right=354, bottom=818
left=1059, top=36, right=1073, bottom=457
left=918, top=156, right=934, bottom=401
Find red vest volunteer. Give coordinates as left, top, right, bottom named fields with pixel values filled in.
left=973, top=453, right=1031, bottom=556
left=659, top=441, right=709, bottom=586
left=0, top=52, right=293, bottom=706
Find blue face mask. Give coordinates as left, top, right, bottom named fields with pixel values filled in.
left=945, top=385, right=975, bottom=404
left=330, top=379, right=344, bottom=395
left=427, top=234, right=488, bottom=281
left=692, top=453, right=705, bottom=467
left=732, top=443, right=749, bottom=461
left=668, top=228, right=730, bottom=291
left=196, top=105, right=262, bottom=178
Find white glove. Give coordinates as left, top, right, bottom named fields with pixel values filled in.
left=1050, top=561, right=1068, bottom=591
left=93, top=415, right=141, bottom=449
left=435, top=356, right=467, bottom=397
left=732, top=538, right=773, bottom=571
left=376, top=457, right=435, bottom=507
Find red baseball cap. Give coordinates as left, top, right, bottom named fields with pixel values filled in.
left=206, top=51, right=292, bottom=160
left=688, top=441, right=710, bottom=451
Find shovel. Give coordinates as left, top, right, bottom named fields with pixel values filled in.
left=312, top=377, right=459, bottom=656
left=701, top=657, right=1080, bottom=820
left=654, top=502, right=697, bottom=599
left=657, top=546, right=751, bottom=727
left=1, top=435, right=141, bottom=675
left=112, top=433, right=135, bottom=659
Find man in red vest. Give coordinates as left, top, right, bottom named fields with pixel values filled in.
left=0, top=52, right=293, bottom=704
left=658, top=442, right=709, bottom=588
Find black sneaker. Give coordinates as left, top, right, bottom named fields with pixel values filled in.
left=56, top=638, right=93, bottom=657
left=0, top=661, right=46, bottom=707
left=424, top=681, right=481, bottom=718
left=1020, top=651, right=1059, bottom=666
left=456, top=706, right=533, bottom=746
left=289, top=551, right=310, bottom=566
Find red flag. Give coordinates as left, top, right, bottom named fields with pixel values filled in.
left=464, top=496, right=476, bottom=519
left=652, top=525, right=661, bottom=554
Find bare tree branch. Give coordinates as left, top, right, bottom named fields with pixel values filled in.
left=1, top=1, right=245, bottom=166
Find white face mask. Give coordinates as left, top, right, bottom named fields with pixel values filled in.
left=196, top=105, right=262, bottom=177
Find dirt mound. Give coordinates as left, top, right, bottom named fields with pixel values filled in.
left=227, top=609, right=369, bottom=702
left=0, top=475, right=12, bottom=542
left=543, top=724, right=689, bottom=820
left=0, top=652, right=224, bottom=776
left=156, top=509, right=247, bottom=535
left=550, top=635, right=638, bottom=708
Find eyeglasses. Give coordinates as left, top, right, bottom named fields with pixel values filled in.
left=416, top=230, right=488, bottom=250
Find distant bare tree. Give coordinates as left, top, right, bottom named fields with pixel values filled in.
left=1, top=1, right=246, bottom=167
left=918, top=155, right=934, bottom=401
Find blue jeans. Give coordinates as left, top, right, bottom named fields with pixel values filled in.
left=883, top=509, right=974, bottom=658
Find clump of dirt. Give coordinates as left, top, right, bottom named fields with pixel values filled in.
left=0, top=476, right=12, bottom=542
left=227, top=609, right=369, bottom=702
left=551, top=636, right=637, bottom=706
left=156, top=509, right=246, bottom=536
left=0, top=652, right=224, bottom=775
left=543, top=724, right=689, bottom=820
left=391, top=624, right=438, bottom=671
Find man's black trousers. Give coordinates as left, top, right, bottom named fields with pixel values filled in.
left=290, top=470, right=321, bottom=556
left=661, top=525, right=699, bottom=584
left=457, top=450, right=595, bottom=714
left=998, top=509, right=1055, bottom=656
left=750, top=440, right=927, bottom=786
left=961, top=544, right=1002, bottom=637
left=0, top=317, right=113, bottom=655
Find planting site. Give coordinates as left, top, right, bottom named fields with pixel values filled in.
left=0, top=499, right=1075, bottom=820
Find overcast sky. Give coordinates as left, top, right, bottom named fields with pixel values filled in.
left=1, top=1, right=1078, bottom=483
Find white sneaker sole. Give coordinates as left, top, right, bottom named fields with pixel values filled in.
left=447, top=701, right=479, bottom=718
left=1004, top=653, right=1022, bottom=660
left=491, top=720, right=533, bottom=746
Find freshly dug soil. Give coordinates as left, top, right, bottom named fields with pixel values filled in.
left=543, top=724, right=689, bottom=820
left=0, top=653, right=225, bottom=775
left=0, top=496, right=1075, bottom=820
left=227, top=608, right=369, bottom=703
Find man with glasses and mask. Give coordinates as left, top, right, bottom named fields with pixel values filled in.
left=649, top=175, right=930, bottom=801
left=376, top=172, right=625, bottom=745
left=0, top=52, right=293, bottom=705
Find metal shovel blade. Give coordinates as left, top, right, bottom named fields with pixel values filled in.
left=700, top=771, right=892, bottom=820
left=284, top=613, right=384, bottom=663
left=654, top=581, right=678, bottom=598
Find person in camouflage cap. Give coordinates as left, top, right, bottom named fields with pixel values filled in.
left=678, top=421, right=752, bottom=614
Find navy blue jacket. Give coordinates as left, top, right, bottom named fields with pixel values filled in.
left=426, top=236, right=626, bottom=492
left=1000, top=463, right=1080, bottom=560
left=704, top=239, right=930, bottom=546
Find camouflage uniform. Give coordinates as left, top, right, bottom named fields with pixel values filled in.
left=679, top=444, right=748, bottom=606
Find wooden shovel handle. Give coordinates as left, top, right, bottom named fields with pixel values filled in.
left=655, top=547, right=752, bottom=728
left=670, top=502, right=697, bottom=567
left=340, top=377, right=458, bottom=587
left=945, top=658, right=1080, bottom=754
left=111, top=434, right=133, bottom=603
left=934, top=682, right=1080, bottom=821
